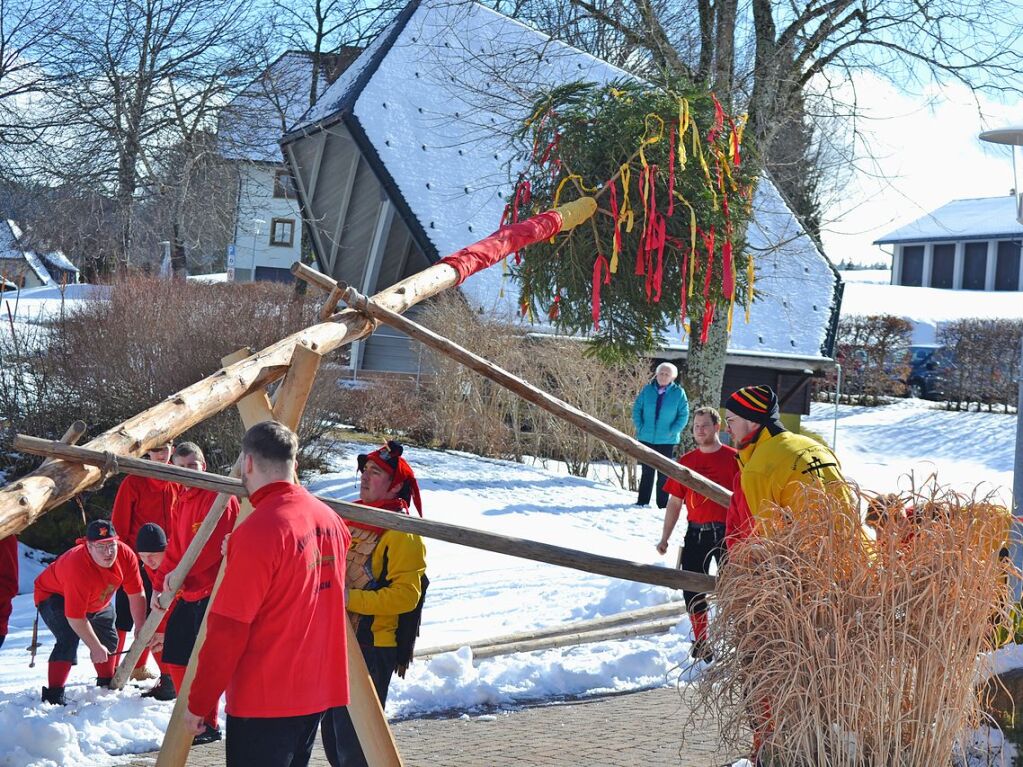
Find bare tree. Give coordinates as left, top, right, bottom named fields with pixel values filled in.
left=38, top=0, right=267, bottom=273
left=506, top=0, right=1023, bottom=410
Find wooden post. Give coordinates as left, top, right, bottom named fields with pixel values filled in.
left=13, top=435, right=716, bottom=593
left=271, top=343, right=323, bottom=430
left=340, top=284, right=732, bottom=508
left=0, top=199, right=596, bottom=540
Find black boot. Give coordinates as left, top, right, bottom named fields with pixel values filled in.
left=192, top=723, right=222, bottom=745
left=140, top=673, right=177, bottom=701
left=95, top=676, right=112, bottom=688
left=41, top=686, right=67, bottom=706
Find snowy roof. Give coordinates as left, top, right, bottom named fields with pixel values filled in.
left=874, top=195, right=1023, bottom=245
left=219, top=50, right=360, bottom=163
left=39, top=249, right=79, bottom=274
left=0, top=220, right=51, bottom=284
left=284, top=0, right=840, bottom=361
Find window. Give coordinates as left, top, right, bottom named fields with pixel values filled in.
left=269, top=218, right=295, bottom=247
left=254, top=266, right=293, bottom=283
left=930, top=244, right=954, bottom=288
left=995, top=240, right=1021, bottom=291
left=900, top=245, right=923, bottom=286
left=273, top=169, right=297, bottom=200
left=962, top=241, right=988, bottom=290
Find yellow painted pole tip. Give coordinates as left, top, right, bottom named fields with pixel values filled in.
left=554, top=197, right=597, bottom=232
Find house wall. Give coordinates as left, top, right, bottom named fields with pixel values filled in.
left=286, top=122, right=431, bottom=373
left=892, top=240, right=1023, bottom=291
left=231, top=162, right=304, bottom=282
left=0, top=258, right=46, bottom=289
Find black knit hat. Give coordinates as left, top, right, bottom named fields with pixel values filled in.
left=725, top=385, right=786, bottom=436
left=136, top=522, right=167, bottom=553
left=86, top=519, right=117, bottom=541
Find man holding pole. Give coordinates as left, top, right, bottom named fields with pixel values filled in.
left=321, top=440, right=427, bottom=767
left=111, top=439, right=178, bottom=680
left=656, top=407, right=738, bottom=662
left=184, top=422, right=351, bottom=766
left=34, top=519, right=146, bottom=704
left=150, top=442, right=239, bottom=736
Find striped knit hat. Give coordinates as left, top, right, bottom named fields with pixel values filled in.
left=726, top=385, right=779, bottom=426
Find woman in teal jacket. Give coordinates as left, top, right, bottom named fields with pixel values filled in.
left=632, top=362, right=689, bottom=508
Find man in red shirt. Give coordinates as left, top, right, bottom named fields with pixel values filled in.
left=185, top=422, right=351, bottom=766
left=150, top=442, right=239, bottom=740
left=657, top=406, right=739, bottom=662
left=0, top=533, right=17, bottom=651
left=34, top=519, right=146, bottom=705
left=111, top=439, right=178, bottom=678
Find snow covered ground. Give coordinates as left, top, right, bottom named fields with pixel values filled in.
left=0, top=399, right=1018, bottom=765
left=838, top=268, right=1023, bottom=344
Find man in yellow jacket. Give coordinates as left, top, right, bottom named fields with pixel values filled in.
left=724, top=385, right=850, bottom=545
left=322, top=441, right=427, bottom=767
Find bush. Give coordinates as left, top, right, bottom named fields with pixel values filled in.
left=938, top=318, right=1022, bottom=413
left=814, top=314, right=912, bottom=405
left=0, top=276, right=348, bottom=552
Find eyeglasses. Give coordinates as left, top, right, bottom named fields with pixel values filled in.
left=89, top=541, right=117, bottom=554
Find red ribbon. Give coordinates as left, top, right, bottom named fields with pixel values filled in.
left=701, top=226, right=716, bottom=300
left=592, top=253, right=611, bottom=330
left=548, top=294, right=560, bottom=321
left=708, top=95, right=725, bottom=144
left=722, top=239, right=735, bottom=300
left=700, top=301, right=715, bottom=343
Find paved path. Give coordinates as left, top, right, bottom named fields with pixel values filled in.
left=128, top=687, right=739, bottom=766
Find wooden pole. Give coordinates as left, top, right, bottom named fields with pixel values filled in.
left=41, top=421, right=87, bottom=467
left=271, top=343, right=323, bottom=429
left=13, top=435, right=716, bottom=593
left=464, top=617, right=680, bottom=661
left=340, top=285, right=732, bottom=508
left=0, top=199, right=596, bottom=540
left=416, top=602, right=685, bottom=659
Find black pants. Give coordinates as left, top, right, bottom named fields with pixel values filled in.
left=681, top=523, right=726, bottom=615
left=226, top=711, right=323, bottom=767
left=321, top=646, right=397, bottom=767
left=115, top=563, right=152, bottom=632
left=38, top=594, right=118, bottom=663
left=163, top=596, right=209, bottom=666
left=637, top=442, right=676, bottom=508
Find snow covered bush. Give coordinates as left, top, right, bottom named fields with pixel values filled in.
left=689, top=482, right=1013, bottom=766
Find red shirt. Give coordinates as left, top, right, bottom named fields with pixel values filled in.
left=193, top=482, right=352, bottom=718
left=0, top=535, right=17, bottom=635
left=662, top=445, right=739, bottom=524
left=34, top=540, right=143, bottom=619
left=153, top=486, right=239, bottom=601
left=111, top=475, right=178, bottom=553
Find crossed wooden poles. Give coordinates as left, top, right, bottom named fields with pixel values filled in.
left=0, top=198, right=730, bottom=766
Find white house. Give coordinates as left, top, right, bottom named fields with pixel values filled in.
left=218, top=50, right=360, bottom=282
left=281, top=0, right=842, bottom=417
left=874, top=195, right=1023, bottom=291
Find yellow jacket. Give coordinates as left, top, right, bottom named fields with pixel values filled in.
left=348, top=529, right=427, bottom=648
left=738, top=428, right=849, bottom=526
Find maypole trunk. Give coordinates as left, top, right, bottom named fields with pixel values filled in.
left=0, top=198, right=597, bottom=541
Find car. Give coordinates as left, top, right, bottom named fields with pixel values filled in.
left=906, top=345, right=955, bottom=400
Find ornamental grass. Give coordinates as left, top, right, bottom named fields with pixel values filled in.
left=687, top=481, right=1015, bottom=766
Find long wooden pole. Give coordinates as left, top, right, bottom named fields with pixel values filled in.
left=0, top=199, right=597, bottom=540
left=14, top=435, right=717, bottom=593
left=340, top=284, right=732, bottom=508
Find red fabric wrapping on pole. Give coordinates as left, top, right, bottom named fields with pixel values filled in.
left=439, top=209, right=564, bottom=285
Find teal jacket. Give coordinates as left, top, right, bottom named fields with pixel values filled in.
left=632, top=381, right=689, bottom=445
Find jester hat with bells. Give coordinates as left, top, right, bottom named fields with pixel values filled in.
left=357, top=440, right=423, bottom=516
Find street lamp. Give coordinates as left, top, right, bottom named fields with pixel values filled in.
left=978, top=126, right=1023, bottom=602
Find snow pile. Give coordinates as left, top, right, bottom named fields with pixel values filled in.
left=1, top=284, right=108, bottom=327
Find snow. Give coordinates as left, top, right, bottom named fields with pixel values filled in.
left=185, top=272, right=228, bottom=284
left=838, top=268, right=1023, bottom=344
left=876, top=195, right=1023, bottom=244
left=39, top=250, right=79, bottom=275
left=1, top=284, right=108, bottom=327
left=0, top=397, right=1018, bottom=764
left=287, top=0, right=837, bottom=360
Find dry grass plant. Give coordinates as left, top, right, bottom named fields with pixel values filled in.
left=687, top=481, right=1014, bottom=767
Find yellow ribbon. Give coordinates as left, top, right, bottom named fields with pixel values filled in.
left=618, top=164, right=634, bottom=234
left=677, top=98, right=690, bottom=170
left=638, top=113, right=664, bottom=169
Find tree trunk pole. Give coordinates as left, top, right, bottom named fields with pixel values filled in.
left=340, top=285, right=731, bottom=508
left=0, top=200, right=595, bottom=541
left=13, top=435, right=716, bottom=594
